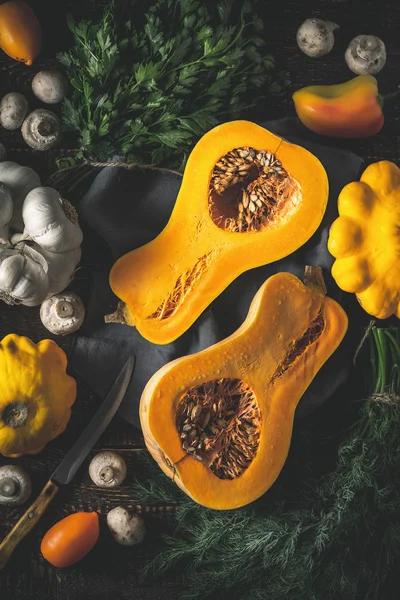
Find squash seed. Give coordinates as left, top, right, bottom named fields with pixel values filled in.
left=201, top=411, right=211, bottom=428
left=191, top=404, right=202, bottom=420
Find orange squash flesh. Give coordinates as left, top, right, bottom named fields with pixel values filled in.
left=140, top=269, right=347, bottom=510
left=109, top=121, right=329, bottom=344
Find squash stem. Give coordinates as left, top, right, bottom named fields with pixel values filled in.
left=303, top=266, right=327, bottom=295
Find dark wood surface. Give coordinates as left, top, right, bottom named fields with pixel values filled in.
left=0, top=0, right=399, bottom=598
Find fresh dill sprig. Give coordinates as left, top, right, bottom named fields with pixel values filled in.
left=58, top=0, right=289, bottom=169
left=133, top=327, right=400, bottom=600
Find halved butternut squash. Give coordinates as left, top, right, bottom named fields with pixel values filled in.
left=140, top=268, right=347, bottom=509
left=108, top=121, right=329, bottom=344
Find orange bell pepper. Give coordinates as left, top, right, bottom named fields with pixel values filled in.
left=292, top=75, right=389, bottom=138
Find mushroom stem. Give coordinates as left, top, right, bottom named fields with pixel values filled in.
left=40, top=292, right=85, bottom=336
left=99, top=466, right=115, bottom=484
left=55, top=300, right=75, bottom=319
left=0, top=477, right=19, bottom=498
left=0, top=465, right=32, bottom=505
left=345, top=35, right=386, bottom=75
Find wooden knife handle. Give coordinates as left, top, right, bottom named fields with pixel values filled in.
left=0, top=479, right=59, bottom=570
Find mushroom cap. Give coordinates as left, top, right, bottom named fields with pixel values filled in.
left=32, top=70, right=69, bottom=105
left=89, top=451, right=127, bottom=488
left=0, top=93, right=29, bottom=130
left=107, top=507, right=145, bottom=546
left=296, top=18, right=338, bottom=58
left=0, top=465, right=32, bottom=505
left=21, top=109, right=61, bottom=151
left=40, top=292, right=85, bottom=336
left=345, top=35, right=387, bottom=75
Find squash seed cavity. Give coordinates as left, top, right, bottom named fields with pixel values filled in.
left=272, top=310, right=325, bottom=382
left=176, top=378, right=260, bottom=480
left=209, top=146, right=302, bottom=232
left=147, top=253, right=211, bottom=320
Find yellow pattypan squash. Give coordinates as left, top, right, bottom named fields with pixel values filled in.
left=328, top=161, right=400, bottom=319
left=0, top=334, right=76, bottom=457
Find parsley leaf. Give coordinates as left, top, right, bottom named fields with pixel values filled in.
left=58, top=0, right=289, bottom=170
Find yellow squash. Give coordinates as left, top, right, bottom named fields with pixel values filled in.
left=328, top=161, right=400, bottom=319
left=140, top=268, right=348, bottom=509
left=0, top=334, right=76, bottom=457
left=108, top=121, right=329, bottom=344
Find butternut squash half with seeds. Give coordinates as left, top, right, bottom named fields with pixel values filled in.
left=140, top=268, right=347, bottom=509
left=107, top=121, right=329, bottom=344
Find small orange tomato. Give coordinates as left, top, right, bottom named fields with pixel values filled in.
left=41, top=512, right=100, bottom=568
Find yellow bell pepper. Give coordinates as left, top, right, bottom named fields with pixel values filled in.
left=293, top=75, right=387, bottom=138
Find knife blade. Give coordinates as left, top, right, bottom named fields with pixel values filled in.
left=52, top=356, right=135, bottom=486
left=0, top=356, right=135, bottom=569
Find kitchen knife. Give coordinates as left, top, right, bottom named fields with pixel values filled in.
left=0, top=356, right=135, bottom=569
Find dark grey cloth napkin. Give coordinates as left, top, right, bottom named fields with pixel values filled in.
left=69, top=118, right=365, bottom=428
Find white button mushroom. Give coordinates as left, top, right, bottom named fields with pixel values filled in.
left=297, top=18, right=339, bottom=57
left=0, top=465, right=32, bottom=506
left=107, top=507, right=145, bottom=546
left=21, top=109, right=62, bottom=151
left=32, top=70, right=68, bottom=104
left=0, top=93, right=29, bottom=130
left=89, top=451, right=127, bottom=488
left=345, top=35, right=386, bottom=75
left=40, top=291, right=85, bottom=335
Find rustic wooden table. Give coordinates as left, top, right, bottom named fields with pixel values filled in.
left=0, top=1, right=399, bottom=598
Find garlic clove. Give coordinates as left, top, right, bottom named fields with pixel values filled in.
left=0, top=161, right=41, bottom=232
left=345, top=35, right=386, bottom=75
left=297, top=18, right=339, bottom=58
left=0, top=182, right=13, bottom=242
left=106, top=507, right=145, bottom=546
left=0, top=245, right=49, bottom=306
left=19, top=187, right=83, bottom=253
left=39, top=246, right=82, bottom=296
left=40, top=291, right=85, bottom=335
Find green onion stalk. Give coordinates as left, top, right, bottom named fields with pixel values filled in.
left=134, top=327, right=400, bottom=600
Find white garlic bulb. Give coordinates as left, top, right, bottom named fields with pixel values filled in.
left=0, top=161, right=41, bottom=231
left=0, top=166, right=83, bottom=307
left=0, top=244, right=49, bottom=306
left=12, top=187, right=83, bottom=253
left=0, top=183, right=13, bottom=243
